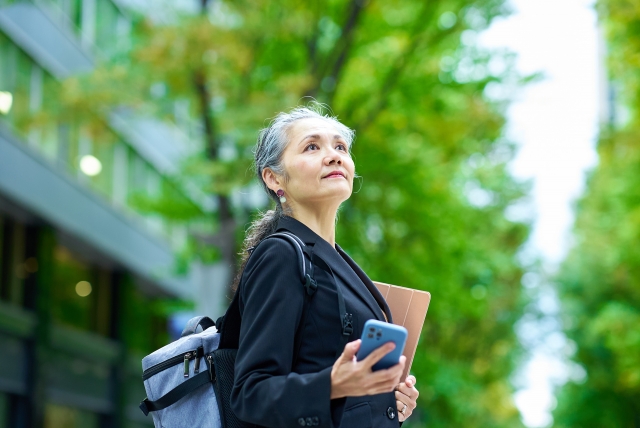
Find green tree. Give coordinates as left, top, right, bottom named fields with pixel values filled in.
left=553, top=0, right=640, bottom=426
left=47, top=0, right=530, bottom=425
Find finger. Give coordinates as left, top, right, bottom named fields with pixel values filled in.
left=396, top=383, right=417, bottom=400
left=372, top=356, right=405, bottom=382
left=360, top=342, right=396, bottom=368
left=367, top=367, right=406, bottom=394
left=405, top=375, right=416, bottom=387
left=396, top=392, right=417, bottom=412
left=395, top=389, right=413, bottom=403
left=396, top=399, right=408, bottom=420
left=395, top=391, right=417, bottom=413
left=339, top=339, right=361, bottom=362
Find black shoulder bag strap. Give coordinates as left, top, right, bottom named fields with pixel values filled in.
left=217, top=231, right=318, bottom=353
left=269, top=233, right=317, bottom=369
left=310, top=254, right=353, bottom=360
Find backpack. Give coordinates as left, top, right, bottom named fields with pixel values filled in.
left=138, top=232, right=353, bottom=428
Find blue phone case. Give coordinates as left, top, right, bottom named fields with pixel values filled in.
left=356, top=320, right=408, bottom=371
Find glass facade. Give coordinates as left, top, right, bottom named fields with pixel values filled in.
left=0, top=30, right=194, bottom=248
left=0, top=1, right=194, bottom=425
left=0, top=216, right=26, bottom=307
left=0, top=392, right=7, bottom=426
left=0, top=211, right=164, bottom=427
left=51, top=245, right=107, bottom=334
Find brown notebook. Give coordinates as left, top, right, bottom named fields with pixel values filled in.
left=373, top=281, right=431, bottom=380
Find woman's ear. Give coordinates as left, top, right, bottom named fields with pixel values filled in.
left=262, top=167, right=283, bottom=194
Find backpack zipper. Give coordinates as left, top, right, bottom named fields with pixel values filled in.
left=194, top=347, right=203, bottom=373
left=207, top=355, right=215, bottom=383
left=142, top=346, right=203, bottom=381
left=183, top=354, right=190, bottom=378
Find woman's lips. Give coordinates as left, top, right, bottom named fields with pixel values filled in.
left=323, top=172, right=345, bottom=178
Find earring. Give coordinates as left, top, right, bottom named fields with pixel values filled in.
left=276, top=189, right=286, bottom=203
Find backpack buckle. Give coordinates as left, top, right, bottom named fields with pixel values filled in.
left=304, top=274, right=317, bottom=296
left=342, top=313, right=353, bottom=336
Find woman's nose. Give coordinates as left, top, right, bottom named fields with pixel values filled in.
left=326, top=149, right=342, bottom=165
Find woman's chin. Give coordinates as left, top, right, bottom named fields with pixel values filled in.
left=303, top=192, right=351, bottom=206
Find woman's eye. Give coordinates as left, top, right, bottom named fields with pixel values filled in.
left=337, top=144, right=347, bottom=151
left=305, top=143, right=319, bottom=151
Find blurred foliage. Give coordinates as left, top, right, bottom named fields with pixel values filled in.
left=56, top=0, right=532, bottom=425
left=553, top=0, right=640, bottom=426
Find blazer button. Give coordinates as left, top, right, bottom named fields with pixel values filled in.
left=306, top=417, right=313, bottom=426
left=387, top=406, right=396, bottom=420
left=298, top=417, right=306, bottom=426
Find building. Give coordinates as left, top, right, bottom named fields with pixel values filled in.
left=0, top=0, right=225, bottom=426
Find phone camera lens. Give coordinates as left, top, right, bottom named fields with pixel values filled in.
left=367, top=333, right=374, bottom=338
left=376, top=331, right=382, bottom=337
left=369, top=327, right=375, bottom=332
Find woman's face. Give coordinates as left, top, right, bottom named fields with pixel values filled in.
left=265, top=117, right=355, bottom=210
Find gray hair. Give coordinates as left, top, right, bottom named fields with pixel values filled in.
left=231, top=104, right=355, bottom=291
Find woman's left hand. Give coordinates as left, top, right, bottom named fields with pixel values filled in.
left=395, top=375, right=419, bottom=422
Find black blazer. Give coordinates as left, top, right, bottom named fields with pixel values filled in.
left=230, top=215, right=401, bottom=428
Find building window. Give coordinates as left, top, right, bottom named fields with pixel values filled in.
left=80, top=0, right=96, bottom=48
left=0, top=216, right=27, bottom=307
left=89, top=132, right=115, bottom=199
left=95, top=0, right=120, bottom=54
left=112, top=141, right=128, bottom=206
left=51, top=245, right=112, bottom=336
left=56, top=0, right=83, bottom=36
left=0, top=31, right=18, bottom=124
left=39, top=73, right=60, bottom=162
left=12, top=47, right=32, bottom=136
left=0, top=392, right=7, bottom=428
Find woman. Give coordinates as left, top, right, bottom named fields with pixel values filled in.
left=230, top=106, right=420, bottom=427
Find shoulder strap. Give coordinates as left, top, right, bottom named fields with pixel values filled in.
left=218, top=232, right=317, bottom=351
left=311, top=255, right=353, bottom=359
left=267, top=232, right=317, bottom=296
left=139, top=370, right=212, bottom=416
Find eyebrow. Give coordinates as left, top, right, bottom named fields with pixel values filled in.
left=298, top=134, right=346, bottom=145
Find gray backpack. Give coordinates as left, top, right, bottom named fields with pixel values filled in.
left=140, top=318, right=222, bottom=427
left=138, top=232, right=352, bottom=428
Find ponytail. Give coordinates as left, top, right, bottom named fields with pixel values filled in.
left=231, top=207, right=289, bottom=291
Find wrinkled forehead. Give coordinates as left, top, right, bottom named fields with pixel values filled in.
left=286, top=117, right=346, bottom=146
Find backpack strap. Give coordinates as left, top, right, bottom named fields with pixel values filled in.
left=139, top=369, right=212, bottom=416
left=181, top=316, right=216, bottom=338
left=311, top=255, right=353, bottom=360
left=268, top=232, right=317, bottom=297
left=217, top=232, right=317, bottom=352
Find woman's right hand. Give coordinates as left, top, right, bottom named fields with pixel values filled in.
left=330, top=339, right=406, bottom=399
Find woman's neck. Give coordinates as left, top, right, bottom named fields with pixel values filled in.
left=289, top=203, right=339, bottom=247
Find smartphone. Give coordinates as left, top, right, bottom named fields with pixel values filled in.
left=356, top=320, right=408, bottom=371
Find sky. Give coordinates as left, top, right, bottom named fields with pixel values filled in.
left=478, top=0, right=601, bottom=426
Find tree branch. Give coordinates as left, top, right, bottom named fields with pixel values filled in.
left=354, top=6, right=454, bottom=132
left=193, top=68, right=219, bottom=159
left=306, top=3, right=323, bottom=79
left=324, top=0, right=366, bottom=103
left=305, top=0, right=366, bottom=99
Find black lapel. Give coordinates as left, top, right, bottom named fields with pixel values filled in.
left=335, top=244, right=393, bottom=324
left=275, top=216, right=387, bottom=321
